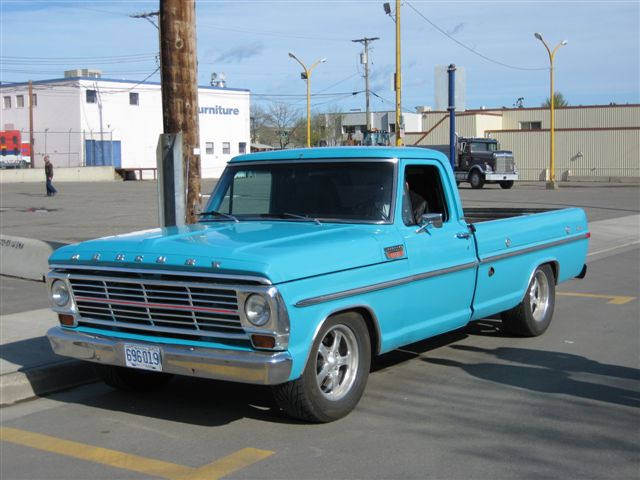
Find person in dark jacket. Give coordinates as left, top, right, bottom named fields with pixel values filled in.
left=44, top=155, right=57, bottom=196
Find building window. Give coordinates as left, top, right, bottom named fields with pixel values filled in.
left=31, top=93, right=37, bottom=107
left=205, top=142, right=214, bottom=154
left=3, top=96, right=11, bottom=109
left=129, top=92, right=139, bottom=106
left=223, top=142, right=231, bottom=154
left=343, top=126, right=355, bottom=134
left=86, top=89, right=97, bottom=103
left=520, top=121, right=542, bottom=130
left=16, top=95, right=24, bottom=108
left=239, top=142, right=247, bottom=154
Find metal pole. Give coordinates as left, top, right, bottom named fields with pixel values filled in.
left=28, top=81, right=35, bottom=168
left=447, top=64, right=456, bottom=171
left=306, top=69, right=311, bottom=147
left=395, top=0, right=402, bottom=146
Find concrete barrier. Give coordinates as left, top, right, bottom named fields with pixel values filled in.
left=0, top=235, right=66, bottom=281
left=0, top=166, right=119, bottom=184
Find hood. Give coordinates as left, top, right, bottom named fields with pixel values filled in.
left=50, top=221, right=403, bottom=283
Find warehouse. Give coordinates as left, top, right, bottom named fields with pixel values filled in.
left=0, top=72, right=250, bottom=179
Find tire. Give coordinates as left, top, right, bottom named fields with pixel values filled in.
left=93, top=364, right=173, bottom=391
left=273, top=312, right=371, bottom=423
left=501, top=264, right=556, bottom=336
left=469, top=170, right=485, bottom=189
left=499, top=180, right=514, bottom=189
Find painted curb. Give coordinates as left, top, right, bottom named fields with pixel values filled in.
left=0, top=235, right=66, bottom=281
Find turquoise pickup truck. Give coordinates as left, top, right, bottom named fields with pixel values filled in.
left=46, top=147, right=589, bottom=422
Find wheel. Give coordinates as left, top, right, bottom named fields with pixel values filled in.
left=273, top=312, right=371, bottom=423
left=19, top=160, right=28, bottom=169
left=93, top=364, right=173, bottom=391
left=500, top=180, right=514, bottom=189
left=469, top=170, right=485, bottom=189
left=501, top=264, right=555, bottom=336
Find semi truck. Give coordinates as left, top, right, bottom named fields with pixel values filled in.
left=428, top=137, right=518, bottom=189
left=0, top=130, right=31, bottom=169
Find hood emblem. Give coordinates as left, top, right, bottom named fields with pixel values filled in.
left=505, top=238, right=512, bottom=248
left=135, top=255, right=144, bottom=263
left=92, top=253, right=101, bottom=261
left=71, top=254, right=80, bottom=261
left=212, top=261, right=221, bottom=269
left=156, top=256, right=167, bottom=264
left=185, top=258, right=196, bottom=266
left=115, top=254, right=125, bottom=261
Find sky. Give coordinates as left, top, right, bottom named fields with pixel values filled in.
left=1, top=0, right=639, bottom=116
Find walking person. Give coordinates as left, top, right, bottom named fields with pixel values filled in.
left=44, top=155, right=57, bottom=196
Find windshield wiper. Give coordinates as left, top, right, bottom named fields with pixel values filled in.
left=281, top=212, right=322, bottom=225
left=197, top=210, right=239, bottom=223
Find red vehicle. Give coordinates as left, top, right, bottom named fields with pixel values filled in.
left=0, top=130, right=31, bottom=168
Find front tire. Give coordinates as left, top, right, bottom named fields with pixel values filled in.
left=273, top=313, right=371, bottom=423
left=469, top=170, right=485, bottom=189
left=93, top=364, right=173, bottom=391
left=501, top=264, right=556, bottom=336
left=500, top=180, right=514, bottom=189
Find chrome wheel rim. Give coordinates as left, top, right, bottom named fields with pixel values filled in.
left=529, top=270, right=550, bottom=322
left=315, top=325, right=359, bottom=401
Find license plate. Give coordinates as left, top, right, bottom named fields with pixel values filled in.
left=124, top=344, right=162, bottom=372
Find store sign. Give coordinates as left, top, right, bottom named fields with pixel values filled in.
left=199, top=106, right=240, bottom=116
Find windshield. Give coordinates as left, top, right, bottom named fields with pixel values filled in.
left=205, top=161, right=395, bottom=223
left=470, top=141, right=498, bottom=152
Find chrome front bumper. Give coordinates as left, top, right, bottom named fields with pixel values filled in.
left=485, top=173, right=518, bottom=181
left=47, top=327, right=293, bottom=385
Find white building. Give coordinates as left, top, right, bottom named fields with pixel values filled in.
left=0, top=75, right=250, bottom=178
left=321, top=110, right=423, bottom=145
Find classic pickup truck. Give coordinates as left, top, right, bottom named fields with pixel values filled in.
left=46, top=147, right=589, bottom=422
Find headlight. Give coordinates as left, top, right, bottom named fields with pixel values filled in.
left=245, top=294, right=271, bottom=326
left=51, top=280, right=70, bottom=307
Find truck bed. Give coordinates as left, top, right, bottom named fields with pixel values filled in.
left=463, top=207, right=557, bottom=223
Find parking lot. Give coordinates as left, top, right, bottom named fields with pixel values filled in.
left=1, top=180, right=639, bottom=479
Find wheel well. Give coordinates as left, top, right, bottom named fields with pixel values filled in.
left=328, top=307, right=380, bottom=356
left=544, top=261, right=559, bottom=284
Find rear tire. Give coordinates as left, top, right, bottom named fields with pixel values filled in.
left=501, top=264, right=555, bottom=336
left=273, top=312, right=371, bottom=423
left=499, top=180, right=514, bottom=189
left=469, top=170, right=485, bottom=189
left=93, top=364, right=173, bottom=391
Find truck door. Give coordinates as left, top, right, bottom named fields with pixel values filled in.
left=398, top=163, right=477, bottom=344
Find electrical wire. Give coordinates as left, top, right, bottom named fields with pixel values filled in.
left=405, top=2, right=546, bottom=71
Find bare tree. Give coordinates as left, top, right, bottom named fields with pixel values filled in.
left=263, top=103, right=302, bottom=149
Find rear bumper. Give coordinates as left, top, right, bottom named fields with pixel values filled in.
left=485, top=173, right=518, bottom=181
left=47, top=327, right=293, bottom=385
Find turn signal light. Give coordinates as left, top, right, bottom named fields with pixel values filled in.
left=251, top=334, right=276, bottom=349
left=58, top=314, right=75, bottom=326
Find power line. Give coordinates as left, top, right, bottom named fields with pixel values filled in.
left=405, top=2, right=546, bottom=71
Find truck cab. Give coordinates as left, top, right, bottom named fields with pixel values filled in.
left=455, top=138, right=518, bottom=189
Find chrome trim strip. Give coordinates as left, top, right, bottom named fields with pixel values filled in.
left=76, top=318, right=247, bottom=339
left=295, top=261, right=479, bottom=308
left=479, top=233, right=589, bottom=264
left=49, top=264, right=272, bottom=285
left=47, top=327, right=292, bottom=385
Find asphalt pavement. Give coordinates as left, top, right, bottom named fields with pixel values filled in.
left=0, top=179, right=638, bottom=406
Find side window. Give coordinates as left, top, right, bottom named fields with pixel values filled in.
left=205, top=142, right=214, bottom=154
left=238, top=142, right=247, bottom=154
left=222, top=142, right=231, bottom=154
left=86, top=90, right=97, bottom=103
left=129, top=92, right=139, bottom=106
left=402, top=165, right=448, bottom=226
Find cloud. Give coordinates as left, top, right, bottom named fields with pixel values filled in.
left=215, top=41, right=264, bottom=63
left=447, top=22, right=465, bottom=36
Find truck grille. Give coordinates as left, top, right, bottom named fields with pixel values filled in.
left=495, top=154, right=515, bottom=173
left=68, top=274, right=247, bottom=341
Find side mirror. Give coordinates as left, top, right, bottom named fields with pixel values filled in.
left=416, top=213, right=443, bottom=233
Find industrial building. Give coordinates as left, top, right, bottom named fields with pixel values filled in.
left=1, top=72, right=250, bottom=179
left=325, top=104, right=639, bottom=180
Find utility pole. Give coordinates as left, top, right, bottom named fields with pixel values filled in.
left=352, top=37, right=379, bottom=132
left=159, top=0, right=201, bottom=224
left=28, top=80, right=34, bottom=168
left=394, top=0, right=402, bottom=146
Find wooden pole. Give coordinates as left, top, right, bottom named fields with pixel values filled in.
left=159, top=0, right=201, bottom=224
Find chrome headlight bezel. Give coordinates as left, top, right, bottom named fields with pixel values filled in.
left=51, top=279, right=71, bottom=307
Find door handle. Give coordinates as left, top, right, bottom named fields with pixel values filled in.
left=456, top=232, right=471, bottom=239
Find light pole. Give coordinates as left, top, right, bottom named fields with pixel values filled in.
left=288, top=52, right=326, bottom=148
left=535, top=32, right=567, bottom=189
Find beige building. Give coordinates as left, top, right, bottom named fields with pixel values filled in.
left=405, top=104, right=640, bottom=181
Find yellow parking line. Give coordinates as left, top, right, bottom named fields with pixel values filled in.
left=558, top=292, right=636, bottom=305
left=0, top=427, right=274, bottom=480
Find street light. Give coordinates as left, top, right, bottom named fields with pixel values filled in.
left=535, top=32, right=567, bottom=189
left=288, top=52, right=326, bottom=148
